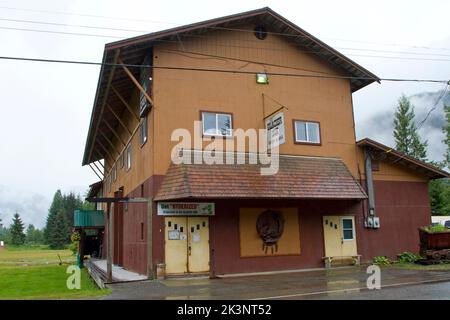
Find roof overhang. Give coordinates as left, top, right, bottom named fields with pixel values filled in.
left=86, top=181, right=103, bottom=199
left=154, top=153, right=367, bottom=201
left=82, top=7, right=380, bottom=166
left=357, top=138, right=450, bottom=179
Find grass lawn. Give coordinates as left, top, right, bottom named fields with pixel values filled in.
left=388, top=262, right=450, bottom=271
left=0, top=246, right=111, bottom=299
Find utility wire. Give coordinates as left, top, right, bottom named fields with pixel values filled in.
left=2, top=17, right=450, bottom=58
left=1, top=5, right=450, bottom=52
left=417, top=85, right=449, bottom=129
left=0, top=55, right=448, bottom=84
left=1, top=26, right=450, bottom=63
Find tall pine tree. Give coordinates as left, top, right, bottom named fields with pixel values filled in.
left=393, top=94, right=428, bottom=161
left=444, top=104, right=450, bottom=169
left=10, top=212, right=25, bottom=246
left=45, top=190, right=64, bottom=245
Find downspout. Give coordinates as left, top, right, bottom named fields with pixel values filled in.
left=364, top=147, right=380, bottom=228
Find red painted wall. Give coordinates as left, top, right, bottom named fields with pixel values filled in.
left=110, top=175, right=431, bottom=276
left=209, top=199, right=361, bottom=275
left=357, top=180, right=431, bottom=261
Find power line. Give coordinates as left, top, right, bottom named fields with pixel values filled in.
left=1, top=26, right=450, bottom=63
left=0, top=55, right=448, bottom=84
left=417, top=85, right=449, bottom=129
left=1, top=5, right=450, bottom=52
left=2, top=17, right=450, bottom=58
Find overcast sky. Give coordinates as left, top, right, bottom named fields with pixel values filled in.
left=0, top=0, right=449, bottom=228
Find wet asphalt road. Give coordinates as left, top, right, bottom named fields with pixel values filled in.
left=286, top=279, right=450, bottom=300
left=103, top=266, right=450, bottom=300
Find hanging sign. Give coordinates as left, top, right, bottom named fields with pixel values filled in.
left=265, top=112, right=285, bottom=149
left=157, top=202, right=215, bottom=216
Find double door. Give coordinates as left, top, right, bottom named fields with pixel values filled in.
left=164, top=216, right=209, bottom=275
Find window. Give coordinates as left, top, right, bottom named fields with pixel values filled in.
left=140, top=116, right=148, bottom=146
left=126, top=143, right=132, bottom=171
left=371, top=160, right=380, bottom=171
left=140, top=222, right=145, bottom=240
left=107, top=175, right=111, bottom=193
left=202, top=112, right=232, bottom=137
left=294, top=120, right=321, bottom=144
left=342, top=218, right=354, bottom=240
left=119, top=152, right=124, bottom=169
left=112, top=163, right=117, bottom=182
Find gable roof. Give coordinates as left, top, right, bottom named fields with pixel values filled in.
left=82, top=7, right=380, bottom=165
left=357, top=138, right=450, bottom=179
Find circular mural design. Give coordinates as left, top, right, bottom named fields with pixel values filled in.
left=256, top=210, right=285, bottom=254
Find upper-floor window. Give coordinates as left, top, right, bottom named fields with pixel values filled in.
left=126, top=143, right=132, bottom=171
left=294, top=120, right=321, bottom=145
left=140, top=116, right=148, bottom=146
left=119, top=152, right=124, bottom=169
left=107, top=175, right=111, bottom=193
left=201, top=111, right=232, bottom=137
left=112, top=163, right=117, bottom=182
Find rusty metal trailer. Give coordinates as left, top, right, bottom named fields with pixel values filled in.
left=419, top=228, right=450, bottom=261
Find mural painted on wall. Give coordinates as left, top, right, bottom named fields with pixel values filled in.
left=256, top=210, right=285, bottom=254
left=239, top=207, right=301, bottom=257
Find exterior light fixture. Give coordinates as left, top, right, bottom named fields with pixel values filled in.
left=256, top=73, right=269, bottom=84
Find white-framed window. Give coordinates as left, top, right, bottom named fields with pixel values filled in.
left=201, top=111, right=232, bottom=137
left=341, top=217, right=355, bottom=241
left=126, top=143, right=132, bottom=171
left=112, top=163, right=117, bottom=182
left=140, top=116, right=148, bottom=146
left=119, top=152, right=124, bottom=169
left=294, top=120, right=321, bottom=144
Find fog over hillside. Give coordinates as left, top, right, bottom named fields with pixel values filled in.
left=356, top=89, right=449, bottom=162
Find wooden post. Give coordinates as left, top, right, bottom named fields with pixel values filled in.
left=105, top=104, right=133, bottom=137
left=118, top=58, right=154, bottom=107
left=106, top=201, right=113, bottom=283
left=111, top=86, right=140, bottom=122
left=147, top=198, right=153, bottom=279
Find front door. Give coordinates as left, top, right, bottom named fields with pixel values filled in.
left=323, top=216, right=357, bottom=257
left=164, top=216, right=210, bottom=275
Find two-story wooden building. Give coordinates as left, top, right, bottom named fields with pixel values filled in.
left=82, top=7, right=449, bottom=278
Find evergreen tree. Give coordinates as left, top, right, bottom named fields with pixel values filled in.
left=44, top=190, right=64, bottom=244
left=393, top=95, right=428, bottom=161
left=444, top=104, right=450, bottom=169
left=10, top=213, right=25, bottom=245
left=428, top=102, right=450, bottom=216
left=26, top=224, right=44, bottom=244
left=48, top=211, right=69, bottom=249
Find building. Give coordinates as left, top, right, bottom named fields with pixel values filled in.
left=82, top=7, right=450, bottom=278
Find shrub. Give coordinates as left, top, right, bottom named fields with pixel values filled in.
left=397, top=251, right=422, bottom=263
left=421, top=225, right=449, bottom=233
left=373, top=256, right=391, bottom=265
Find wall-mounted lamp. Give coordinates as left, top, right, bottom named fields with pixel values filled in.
left=256, top=73, right=269, bottom=84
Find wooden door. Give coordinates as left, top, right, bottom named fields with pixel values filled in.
left=187, top=217, right=210, bottom=273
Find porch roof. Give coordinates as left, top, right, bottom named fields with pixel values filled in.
left=154, top=153, right=367, bottom=201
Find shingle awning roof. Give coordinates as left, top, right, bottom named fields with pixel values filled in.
left=154, top=154, right=367, bottom=201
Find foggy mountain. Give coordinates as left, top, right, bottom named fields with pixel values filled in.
left=356, top=89, right=449, bottom=163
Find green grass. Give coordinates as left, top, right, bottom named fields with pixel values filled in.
left=0, top=246, right=110, bottom=299
left=387, top=262, right=450, bottom=271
